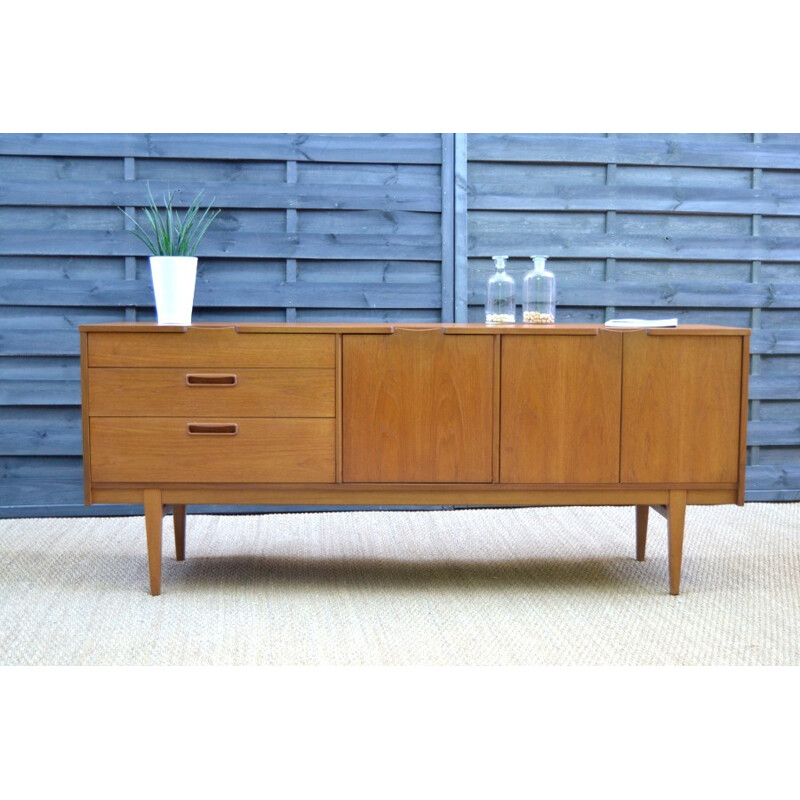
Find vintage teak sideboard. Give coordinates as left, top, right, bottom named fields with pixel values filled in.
left=79, top=322, right=750, bottom=596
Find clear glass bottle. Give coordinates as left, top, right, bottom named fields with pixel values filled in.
left=485, top=255, right=516, bottom=324
left=523, top=255, right=555, bottom=324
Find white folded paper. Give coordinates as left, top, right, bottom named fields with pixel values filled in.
left=604, top=318, right=678, bottom=328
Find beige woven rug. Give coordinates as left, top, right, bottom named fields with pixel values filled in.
left=1, top=503, right=798, bottom=665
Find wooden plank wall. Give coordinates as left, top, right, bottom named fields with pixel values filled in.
left=459, top=133, right=800, bottom=501
left=0, top=133, right=451, bottom=515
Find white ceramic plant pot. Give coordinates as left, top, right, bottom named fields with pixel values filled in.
left=149, top=256, right=198, bottom=325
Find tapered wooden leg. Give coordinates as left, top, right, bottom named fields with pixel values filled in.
left=667, top=490, right=687, bottom=596
left=635, top=505, right=649, bottom=561
left=144, top=489, right=163, bottom=596
left=173, top=504, right=186, bottom=561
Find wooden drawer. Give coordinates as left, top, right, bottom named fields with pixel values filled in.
left=87, top=368, right=335, bottom=417
left=87, top=328, right=335, bottom=368
left=89, top=417, right=335, bottom=483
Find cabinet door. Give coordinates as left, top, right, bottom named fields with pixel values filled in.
left=342, top=329, right=494, bottom=483
left=500, top=331, right=622, bottom=483
left=621, top=332, right=743, bottom=483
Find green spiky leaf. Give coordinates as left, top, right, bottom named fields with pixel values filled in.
left=120, top=182, right=219, bottom=257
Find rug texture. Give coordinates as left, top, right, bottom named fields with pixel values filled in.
left=1, top=503, right=798, bottom=665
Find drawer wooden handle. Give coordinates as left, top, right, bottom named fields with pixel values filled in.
left=185, top=373, right=238, bottom=386
left=186, top=422, right=239, bottom=436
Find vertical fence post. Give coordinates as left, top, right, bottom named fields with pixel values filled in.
left=286, top=158, right=298, bottom=322
left=454, top=133, right=469, bottom=322
left=604, top=133, right=617, bottom=323
left=123, top=156, right=137, bottom=323
left=749, top=133, right=763, bottom=470
left=440, top=133, right=455, bottom=322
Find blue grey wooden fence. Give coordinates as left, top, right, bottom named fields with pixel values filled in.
left=1, top=132, right=798, bottom=514
left=0, top=133, right=454, bottom=515
left=456, top=133, right=800, bottom=501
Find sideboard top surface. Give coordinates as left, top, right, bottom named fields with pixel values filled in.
left=79, top=322, right=751, bottom=336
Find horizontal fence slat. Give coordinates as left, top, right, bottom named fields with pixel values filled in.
left=0, top=280, right=442, bottom=309
left=468, top=134, right=800, bottom=170
left=0, top=504, right=148, bottom=518
left=753, top=445, right=800, bottom=462
left=295, top=309, right=441, bottom=322
left=4, top=459, right=797, bottom=509
left=0, top=413, right=81, bottom=455
left=750, top=329, right=800, bottom=354
left=0, top=231, right=441, bottom=260
left=468, top=232, right=800, bottom=261
left=11, top=402, right=800, bottom=450
left=0, top=380, right=80, bottom=406
left=747, top=420, right=800, bottom=446
left=745, top=464, right=800, bottom=492
left=0, top=256, right=443, bottom=284
left=467, top=280, right=800, bottom=309
left=46, top=374, right=800, bottom=407
left=748, top=376, right=800, bottom=400
left=7, top=375, right=796, bottom=407
left=0, top=330, right=81, bottom=355
left=0, top=457, right=84, bottom=506
left=745, top=490, right=800, bottom=501
left=0, top=180, right=442, bottom=212
left=467, top=260, right=762, bottom=284
left=4, top=462, right=798, bottom=506
left=468, top=185, right=800, bottom=216
left=0, top=133, right=444, bottom=164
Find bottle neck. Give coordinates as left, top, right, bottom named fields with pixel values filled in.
left=492, top=255, right=510, bottom=273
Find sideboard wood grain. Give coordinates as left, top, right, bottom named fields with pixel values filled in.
left=80, top=322, right=750, bottom=596
left=500, top=329, right=622, bottom=484
left=621, top=332, right=744, bottom=484
left=342, top=328, right=494, bottom=483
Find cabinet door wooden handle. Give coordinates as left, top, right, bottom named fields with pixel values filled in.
left=390, top=326, right=445, bottom=334
left=185, top=373, right=238, bottom=386
left=186, top=422, right=239, bottom=436
left=391, top=325, right=445, bottom=336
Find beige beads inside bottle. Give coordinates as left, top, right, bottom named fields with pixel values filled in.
left=523, top=310, right=555, bottom=324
